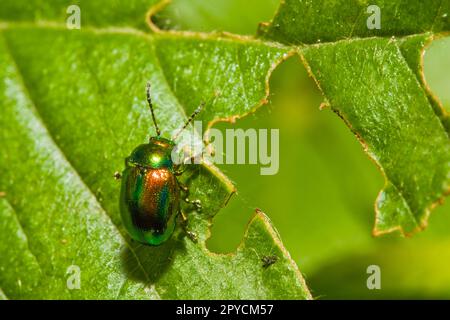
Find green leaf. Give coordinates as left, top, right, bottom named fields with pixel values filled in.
left=397, top=34, right=450, bottom=131
left=257, top=0, right=450, bottom=236
left=0, top=18, right=310, bottom=298
left=300, top=38, right=449, bottom=235
left=2, top=0, right=450, bottom=300
left=259, top=0, right=450, bottom=44
left=0, top=0, right=158, bottom=30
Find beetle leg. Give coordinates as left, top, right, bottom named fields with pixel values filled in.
left=174, top=156, right=195, bottom=175
left=175, top=155, right=200, bottom=177
left=179, top=183, right=188, bottom=192
left=178, top=181, right=202, bottom=212
left=180, top=211, right=198, bottom=243
left=184, top=197, right=202, bottom=212
left=113, top=171, right=121, bottom=180
left=188, top=199, right=202, bottom=212
left=173, top=161, right=187, bottom=176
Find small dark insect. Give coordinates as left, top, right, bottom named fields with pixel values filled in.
left=261, top=255, right=278, bottom=268
left=113, top=171, right=121, bottom=180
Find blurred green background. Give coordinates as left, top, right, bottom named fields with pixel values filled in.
left=155, top=0, right=450, bottom=299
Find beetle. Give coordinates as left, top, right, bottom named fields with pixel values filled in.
left=116, top=82, right=203, bottom=246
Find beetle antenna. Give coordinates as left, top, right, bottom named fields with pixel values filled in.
left=172, top=102, right=205, bottom=140
left=146, top=82, right=161, bottom=136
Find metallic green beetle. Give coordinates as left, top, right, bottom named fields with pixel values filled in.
left=117, top=82, right=202, bottom=246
